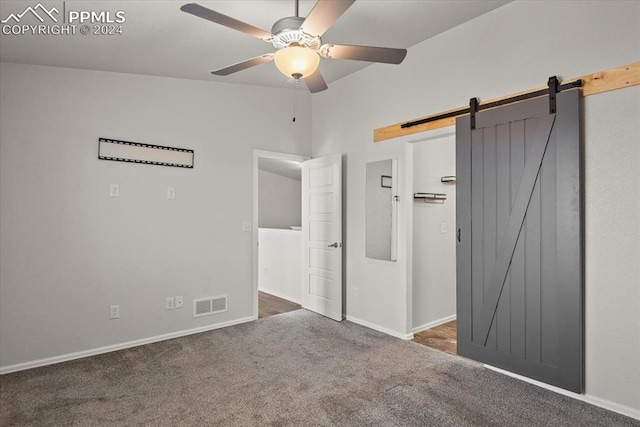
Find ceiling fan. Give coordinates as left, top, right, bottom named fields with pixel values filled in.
left=180, top=0, right=408, bottom=93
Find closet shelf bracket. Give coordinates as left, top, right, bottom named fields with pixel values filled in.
left=414, top=193, right=447, bottom=203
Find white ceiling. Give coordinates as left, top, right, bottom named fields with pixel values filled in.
left=258, top=157, right=302, bottom=181
left=0, top=0, right=509, bottom=90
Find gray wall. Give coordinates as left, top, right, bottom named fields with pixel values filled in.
left=312, top=0, right=639, bottom=414
left=0, top=62, right=311, bottom=369
left=258, top=170, right=301, bottom=229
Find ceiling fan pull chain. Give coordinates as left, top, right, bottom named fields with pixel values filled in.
left=292, top=87, right=297, bottom=122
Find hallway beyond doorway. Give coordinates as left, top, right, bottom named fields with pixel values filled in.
left=258, top=291, right=301, bottom=319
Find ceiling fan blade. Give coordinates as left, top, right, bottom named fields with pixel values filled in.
left=304, top=70, right=328, bottom=93
left=181, top=3, right=272, bottom=41
left=320, top=44, right=407, bottom=64
left=211, top=54, right=274, bottom=76
left=301, top=0, right=355, bottom=37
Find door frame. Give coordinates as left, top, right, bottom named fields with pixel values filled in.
left=252, top=150, right=310, bottom=319
left=404, top=127, right=456, bottom=335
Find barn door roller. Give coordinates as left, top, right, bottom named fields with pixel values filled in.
left=469, top=97, right=479, bottom=130
left=548, top=76, right=559, bottom=114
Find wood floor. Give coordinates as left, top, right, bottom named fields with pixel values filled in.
left=413, top=320, right=457, bottom=356
left=258, top=291, right=301, bottom=318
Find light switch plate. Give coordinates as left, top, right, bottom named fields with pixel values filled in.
left=167, top=187, right=176, bottom=200
left=242, top=221, right=252, bottom=232
left=109, top=305, right=120, bottom=319
left=440, top=222, right=448, bottom=234
left=109, top=184, right=119, bottom=198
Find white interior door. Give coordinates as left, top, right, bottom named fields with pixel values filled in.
left=302, top=154, right=343, bottom=321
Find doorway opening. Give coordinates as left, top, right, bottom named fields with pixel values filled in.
left=407, top=132, right=458, bottom=355
left=253, top=150, right=309, bottom=319
left=253, top=150, right=344, bottom=321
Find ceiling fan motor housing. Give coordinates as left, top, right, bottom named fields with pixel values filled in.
left=270, top=16, right=321, bottom=50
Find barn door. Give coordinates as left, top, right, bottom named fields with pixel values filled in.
left=456, top=89, right=583, bottom=392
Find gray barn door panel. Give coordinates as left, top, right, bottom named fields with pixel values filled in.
left=456, top=89, right=583, bottom=393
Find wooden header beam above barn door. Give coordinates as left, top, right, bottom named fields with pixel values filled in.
left=374, top=62, right=640, bottom=142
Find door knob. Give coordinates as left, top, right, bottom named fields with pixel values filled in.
left=328, top=242, right=342, bottom=248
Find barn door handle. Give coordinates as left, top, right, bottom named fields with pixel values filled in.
left=457, top=228, right=461, bottom=242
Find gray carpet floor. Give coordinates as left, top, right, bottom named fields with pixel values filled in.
left=1, top=309, right=637, bottom=426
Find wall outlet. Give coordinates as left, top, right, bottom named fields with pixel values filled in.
left=109, top=184, right=119, bottom=198
left=242, top=221, right=252, bottom=232
left=175, top=295, right=184, bottom=309
left=110, top=305, right=120, bottom=319
left=166, top=297, right=174, bottom=310
left=353, top=287, right=359, bottom=298
left=167, top=187, right=176, bottom=200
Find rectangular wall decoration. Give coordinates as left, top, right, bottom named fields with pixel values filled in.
left=98, top=138, right=194, bottom=168
left=365, top=159, right=398, bottom=261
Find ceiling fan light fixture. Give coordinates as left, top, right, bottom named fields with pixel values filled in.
left=274, top=43, right=320, bottom=79
left=182, top=0, right=403, bottom=93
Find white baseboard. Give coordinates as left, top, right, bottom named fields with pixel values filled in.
left=258, top=287, right=302, bottom=305
left=485, top=365, right=640, bottom=421
left=0, top=316, right=255, bottom=375
left=412, top=314, right=457, bottom=334
left=346, top=315, right=413, bottom=340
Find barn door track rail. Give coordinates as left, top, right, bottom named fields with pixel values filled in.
left=426, top=76, right=577, bottom=132
left=373, top=62, right=640, bottom=142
